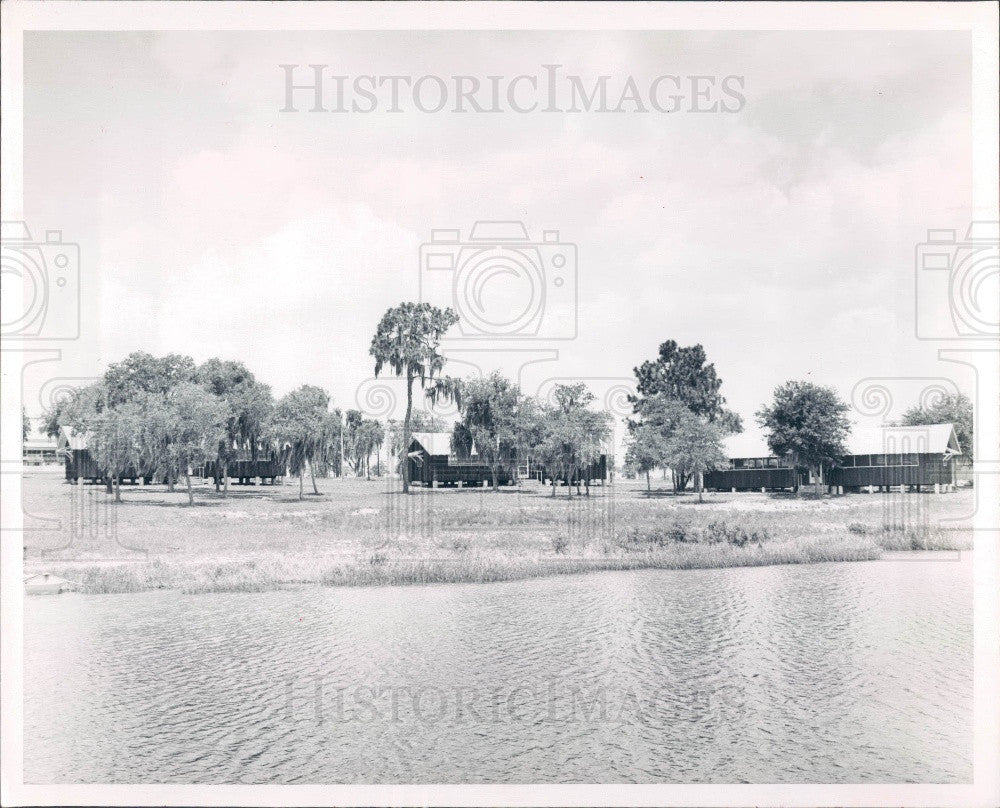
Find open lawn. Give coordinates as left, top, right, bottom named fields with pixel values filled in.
left=21, top=466, right=975, bottom=593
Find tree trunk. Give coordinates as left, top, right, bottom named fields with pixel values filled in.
left=492, top=468, right=499, bottom=492
left=551, top=478, right=557, bottom=497
left=105, top=476, right=113, bottom=495
left=646, top=469, right=651, bottom=492
left=310, top=459, right=319, bottom=495
left=214, top=466, right=220, bottom=492
left=186, top=472, right=194, bottom=505
left=114, top=475, right=121, bottom=503
left=402, top=369, right=413, bottom=494
left=299, top=471, right=304, bottom=500
left=167, top=473, right=175, bottom=493
left=697, top=472, right=704, bottom=503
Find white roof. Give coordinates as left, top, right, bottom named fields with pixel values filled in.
left=23, top=438, right=57, bottom=451
left=722, top=432, right=774, bottom=459
left=722, top=423, right=961, bottom=460
left=410, top=432, right=453, bottom=456
left=58, top=426, right=89, bottom=451
left=845, top=423, right=961, bottom=456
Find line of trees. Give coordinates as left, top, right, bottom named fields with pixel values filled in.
left=45, top=301, right=972, bottom=506
left=369, top=302, right=613, bottom=497
left=45, top=352, right=356, bottom=503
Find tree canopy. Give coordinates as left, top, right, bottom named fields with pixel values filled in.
left=628, top=340, right=741, bottom=491
left=756, top=380, right=850, bottom=490
left=534, top=383, right=612, bottom=496
left=104, top=351, right=197, bottom=407
left=632, top=340, right=741, bottom=430
left=272, top=385, right=335, bottom=499
left=454, top=372, right=521, bottom=491
left=370, top=302, right=458, bottom=492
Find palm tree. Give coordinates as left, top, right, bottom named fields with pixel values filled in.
left=370, top=302, right=458, bottom=493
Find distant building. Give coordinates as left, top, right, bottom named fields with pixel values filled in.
left=201, top=453, right=285, bottom=485
left=23, top=436, right=58, bottom=465
left=704, top=423, right=963, bottom=493
left=56, top=426, right=149, bottom=484
left=531, top=455, right=610, bottom=486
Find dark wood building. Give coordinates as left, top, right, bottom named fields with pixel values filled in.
left=828, top=423, right=962, bottom=491
left=200, top=456, right=285, bottom=485
left=532, top=455, right=610, bottom=486
left=406, top=432, right=511, bottom=487
left=704, top=424, right=963, bottom=493
left=58, top=427, right=150, bottom=484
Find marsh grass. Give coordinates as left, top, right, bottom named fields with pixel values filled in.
left=24, top=470, right=973, bottom=594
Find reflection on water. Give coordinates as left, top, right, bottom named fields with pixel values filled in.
left=24, top=557, right=972, bottom=783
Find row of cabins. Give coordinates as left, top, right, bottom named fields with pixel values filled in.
left=57, top=427, right=284, bottom=485
left=54, top=423, right=964, bottom=494
left=405, top=432, right=610, bottom=487
left=703, top=423, right=964, bottom=493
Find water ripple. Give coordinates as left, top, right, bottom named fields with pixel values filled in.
left=24, top=558, right=972, bottom=783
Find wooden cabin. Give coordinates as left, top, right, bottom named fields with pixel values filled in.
left=201, top=455, right=285, bottom=485
left=406, top=432, right=510, bottom=487
left=704, top=423, right=963, bottom=493
left=703, top=433, right=803, bottom=492
left=532, top=455, right=610, bottom=486
left=828, top=423, right=962, bottom=491
left=57, top=426, right=150, bottom=485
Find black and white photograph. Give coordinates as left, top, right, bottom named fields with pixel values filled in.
left=1, top=2, right=998, bottom=806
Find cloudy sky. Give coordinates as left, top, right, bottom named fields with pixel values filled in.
left=23, top=30, right=973, bottom=438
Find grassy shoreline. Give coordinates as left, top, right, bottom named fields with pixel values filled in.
left=37, top=529, right=970, bottom=595
left=22, top=469, right=973, bottom=595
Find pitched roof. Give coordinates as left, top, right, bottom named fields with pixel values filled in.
left=722, top=423, right=961, bottom=460
left=58, top=426, right=89, bottom=451
left=23, top=438, right=57, bottom=451
left=409, top=432, right=453, bottom=456
left=845, top=423, right=961, bottom=456
left=722, top=432, right=774, bottom=459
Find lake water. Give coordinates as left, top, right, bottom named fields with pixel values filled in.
left=23, top=556, right=972, bottom=783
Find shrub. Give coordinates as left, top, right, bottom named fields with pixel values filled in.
left=705, top=519, right=770, bottom=547
left=622, top=517, right=698, bottom=548
left=551, top=535, right=569, bottom=555
left=847, top=522, right=871, bottom=535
